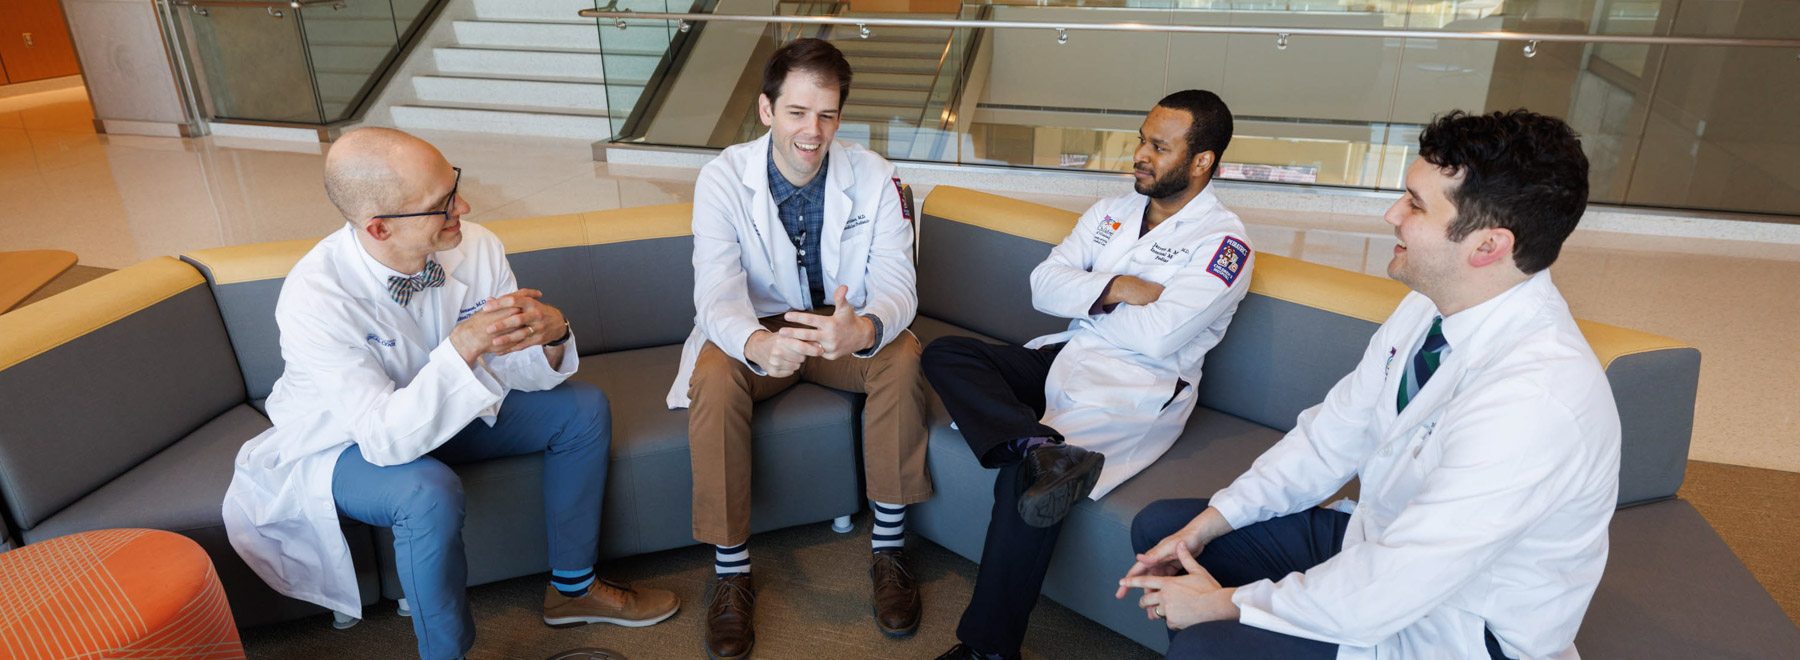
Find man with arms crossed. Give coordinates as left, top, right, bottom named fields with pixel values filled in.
left=1121, top=110, right=1619, bottom=660
left=224, top=128, right=677, bottom=660
left=669, top=39, right=929, bottom=659
left=924, top=90, right=1253, bottom=660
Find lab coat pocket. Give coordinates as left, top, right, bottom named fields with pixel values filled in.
left=1060, top=353, right=1173, bottom=415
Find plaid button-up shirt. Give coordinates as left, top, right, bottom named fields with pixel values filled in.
left=768, top=150, right=830, bottom=309
left=764, top=150, right=884, bottom=356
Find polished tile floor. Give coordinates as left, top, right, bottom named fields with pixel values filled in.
left=3, top=87, right=1796, bottom=472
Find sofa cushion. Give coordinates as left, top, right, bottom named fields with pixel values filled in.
left=489, top=204, right=698, bottom=355
left=0, top=258, right=246, bottom=530
left=22, top=404, right=269, bottom=541
left=1579, top=499, right=1800, bottom=658
left=917, top=189, right=1070, bottom=346
left=375, top=343, right=866, bottom=599
left=180, top=239, right=319, bottom=401
left=19, top=403, right=379, bottom=627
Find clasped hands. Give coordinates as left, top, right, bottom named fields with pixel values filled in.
left=743, top=285, right=875, bottom=378
left=1116, top=521, right=1240, bottom=630
left=449, top=289, right=568, bottom=365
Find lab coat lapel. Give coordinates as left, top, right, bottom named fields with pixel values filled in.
left=741, top=136, right=804, bottom=308
left=820, top=141, right=851, bottom=287
left=433, top=246, right=470, bottom=332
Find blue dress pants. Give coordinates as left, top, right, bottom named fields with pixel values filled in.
left=332, top=382, right=612, bottom=660
left=1131, top=499, right=1508, bottom=660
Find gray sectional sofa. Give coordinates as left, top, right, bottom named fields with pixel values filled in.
left=0, top=184, right=1794, bottom=657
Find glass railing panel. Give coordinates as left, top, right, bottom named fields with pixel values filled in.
left=301, top=0, right=401, bottom=122
left=950, top=3, right=1178, bottom=170
left=1620, top=0, right=1800, bottom=216
left=1214, top=9, right=1406, bottom=189
left=393, top=0, right=435, bottom=37
left=604, top=0, right=780, bottom=140
left=906, top=2, right=982, bottom=163
left=183, top=5, right=323, bottom=124
left=596, top=0, right=1798, bottom=217
left=596, top=0, right=690, bottom=135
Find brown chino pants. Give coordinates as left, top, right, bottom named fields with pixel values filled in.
left=688, top=312, right=933, bottom=547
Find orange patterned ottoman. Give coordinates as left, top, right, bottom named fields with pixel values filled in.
left=0, top=529, right=244, bottom=659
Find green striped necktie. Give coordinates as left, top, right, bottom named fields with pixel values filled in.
left=1397, top=317, right=1448, bottom=414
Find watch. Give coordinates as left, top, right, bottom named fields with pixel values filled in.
left=544, top=321, right=573, bottom=347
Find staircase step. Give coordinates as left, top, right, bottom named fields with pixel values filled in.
left=856, top=71, right=936, bottom=89
left=831, top=39, right=947, bottom=58
left=310, top=43, right=396, bottom=71
left=843, top=102, right=926, bottom=123
left=848, top=86, right=930, bottom=105
left=390, top=104, right=621, bottom=140
left=304, top=17, right=402, bottom=43
left=845, top=55, right=939, bottom=75
left=453, top=19, right=676, bottom=51
left=432, top=46, right=662, bottom=81
left=413, top=75, right=645, bottom=113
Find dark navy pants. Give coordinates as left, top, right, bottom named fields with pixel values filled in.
left=1132, top=498, right=1508, bottom=659
left=332, top=382, right=612, bottom=660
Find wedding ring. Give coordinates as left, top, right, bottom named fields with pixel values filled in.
left=1155, top=607, right=1165, bottom=618
left=527, top=325, right=536, bottom=336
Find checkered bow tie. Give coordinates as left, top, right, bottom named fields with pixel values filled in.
left=386, top=261, right=445, bottom=307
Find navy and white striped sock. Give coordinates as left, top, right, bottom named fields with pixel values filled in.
left=550, top=567, right=595, bottom=598
left=871, top=501, right=906, bottom=552
left=715, top=542, right=750, bottom=577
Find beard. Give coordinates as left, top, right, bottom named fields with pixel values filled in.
left=1134, top=164, right=1191, bottom=200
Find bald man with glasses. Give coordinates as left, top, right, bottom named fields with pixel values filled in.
left=223, top=128, right=678, bottom=660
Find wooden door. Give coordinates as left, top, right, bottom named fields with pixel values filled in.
left=0, top=0, right=82, bottom=84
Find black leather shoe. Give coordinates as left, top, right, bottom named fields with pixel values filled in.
left=1017, top=441, right=1104, bottom=528
left=704, top=573, right=755, bottom=660
left=936, top=643, right=1021, bottom=660
left=870, top=548, right=921, bottom=636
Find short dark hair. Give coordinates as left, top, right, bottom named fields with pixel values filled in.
left=1154, top=90, right=1233, bottom=176
left=762, top=38, right=853, bottom=108
left=1418, top=109, right=1589, bottom=274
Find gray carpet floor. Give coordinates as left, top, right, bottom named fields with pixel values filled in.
left=240, top=512, right=1160, bottom=660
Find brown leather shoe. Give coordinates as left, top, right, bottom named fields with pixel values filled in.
left=705, top=573, right=756, bottom=660
left=870, top=548, right=921, bottom=636
left=542, top=579, right=679, bottom=628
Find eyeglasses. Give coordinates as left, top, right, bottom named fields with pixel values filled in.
left=373, top=167, right=461, bottom=220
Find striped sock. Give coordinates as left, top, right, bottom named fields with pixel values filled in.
left=550, top=567, right=595, bottom=598
left=871, top=501, right=906, bottom=552
left=715, top=542, right=750, bottom=577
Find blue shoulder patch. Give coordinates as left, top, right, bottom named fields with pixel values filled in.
left=1207, top=237, right=1250, bottom=286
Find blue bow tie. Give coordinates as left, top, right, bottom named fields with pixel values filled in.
left=386, top=261, right=445, bottom=307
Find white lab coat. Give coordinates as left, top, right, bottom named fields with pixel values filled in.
left=1210, top=270, right=1621, bottom=660
left=1027, top=185, right=1253, bottom=498
left=221, top=222, right=578, bottom=619
left=666, top=134, right=916, bottom=408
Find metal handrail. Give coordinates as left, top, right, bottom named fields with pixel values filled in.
left=175, top=0, right=344, bottom=7
left=578, top=10, right=1800, bottom=51
left=175, top=0, right=344, bottom=17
